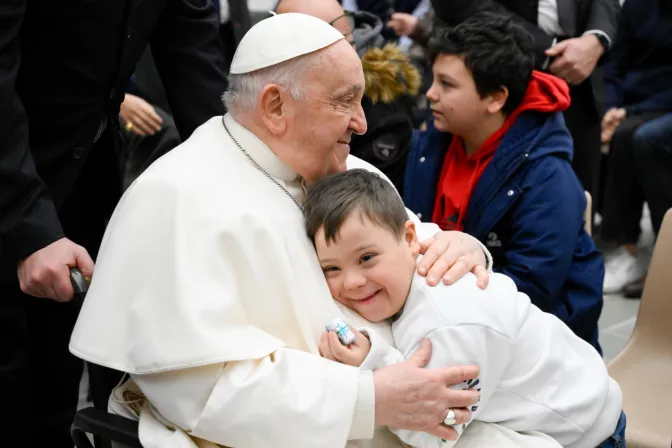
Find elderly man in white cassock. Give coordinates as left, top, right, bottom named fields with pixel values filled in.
left=67, top=12, right=548, bottom=448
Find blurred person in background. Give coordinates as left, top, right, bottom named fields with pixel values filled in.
left=615, top=112, right=672, bottom=298
left=0, top=0, right=227, bottom=445
left=634, top=114, right=672, bottom=240
left=431, top=0, right=620, bottom=212
left=215, top=0, right=278, bottom=71
left=120, top=49, right=182, bottom=189
left=340, top=0, right=430, bottom=42
left=596, top=0, right=672, bottom=295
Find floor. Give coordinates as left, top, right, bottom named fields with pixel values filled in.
left=599, top=293, right=639, bottom=363
left=596, top=205, right=653, bottom=363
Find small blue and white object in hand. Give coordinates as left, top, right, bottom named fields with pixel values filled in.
left=325, top=317, right=357, bottom=345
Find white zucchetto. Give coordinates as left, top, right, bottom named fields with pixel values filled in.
left=230, top=12, right=345, bottom=74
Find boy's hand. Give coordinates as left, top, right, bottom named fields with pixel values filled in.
left=319, top=326, right=371, bottom=367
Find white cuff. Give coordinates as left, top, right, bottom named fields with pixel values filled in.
left=359, top=328, right=404, bottom=371
left=348, top=371, right=375, bottom=440
left=583, top=30, right=611, bottom=48
left=476, top=239, right=494, bottom=272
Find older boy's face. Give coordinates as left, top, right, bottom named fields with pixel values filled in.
left=426, top=54, right=490, bottom=135
left=314, top=213, right=419, bottom=322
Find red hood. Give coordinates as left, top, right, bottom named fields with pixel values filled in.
left=513, top=70, right=571, bottom=117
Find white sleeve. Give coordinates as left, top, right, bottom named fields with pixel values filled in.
left=132, top=348, right=375, bottom=448
left=358, top=326, right=405, bottom=371
left=390, top=325, right=514, bottom=448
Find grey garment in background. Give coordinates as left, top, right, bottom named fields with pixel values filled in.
left=119, top=106, right=181, bottom=190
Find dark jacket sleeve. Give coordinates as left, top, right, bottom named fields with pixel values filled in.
left=431, top=0, right=554, bottom=69
left=584, top=0, right=619, bottom=44
left=0, top=0, right=65, bottom=264
left=626, top=89, right=672, bottom=116
left=150, top=0, right=228, bottom=140
left=495, top=159, right=587, bottom=316
left=601, top=0, right=633, bottom=111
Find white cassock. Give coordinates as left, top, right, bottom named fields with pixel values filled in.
left=69, top=114, right=559, bottom=448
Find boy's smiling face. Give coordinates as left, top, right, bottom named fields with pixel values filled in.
left=314, top=211, right=420, bottom=322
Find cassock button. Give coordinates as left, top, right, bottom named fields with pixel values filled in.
left=109, top=88, right=116, bottom=100
left=416, top=213, right=423, bottom=219
left=127, top=26, right=132, bottom=38
left=72, top=147, right=84, bottom=159
left=419, top=157, right=426, bottom=163
left=507, top=190, right=514, bottom=197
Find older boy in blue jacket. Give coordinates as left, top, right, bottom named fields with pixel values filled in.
left=404, top=13, right=604, bottom=352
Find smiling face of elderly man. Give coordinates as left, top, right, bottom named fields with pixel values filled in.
left=224, top=38, right=367, bottom=185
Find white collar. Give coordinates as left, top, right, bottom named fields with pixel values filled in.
left=223, top=113, right=299, bottom=183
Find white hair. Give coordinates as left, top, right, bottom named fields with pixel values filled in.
left=222, top=53, right=317, bottom=117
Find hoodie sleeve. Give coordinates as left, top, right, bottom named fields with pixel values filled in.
left=495, top=158, right=586, bottom=317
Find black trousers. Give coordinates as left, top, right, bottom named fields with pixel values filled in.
left=600, top=113, right=665, bottom=244
left=0, top=131, right=124, bottom=447
left=563, top=81, right=602, bottom=209
left=634, top=113, right=672, bottom=236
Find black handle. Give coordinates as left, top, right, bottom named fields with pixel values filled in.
left=69, top=267, right=90, bottom=296
left=72, top=407, right=142, bottom=448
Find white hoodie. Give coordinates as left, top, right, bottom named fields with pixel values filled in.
left=361, top=271, right=622, bottom=448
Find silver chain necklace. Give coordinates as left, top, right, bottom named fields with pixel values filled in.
left=222, top=117, right=304, bottom=212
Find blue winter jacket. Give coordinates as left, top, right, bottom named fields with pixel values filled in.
left=404, top=112, right=605, bottom=352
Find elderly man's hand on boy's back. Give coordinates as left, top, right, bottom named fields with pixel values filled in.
left=418, top=231, right=490, bottom=289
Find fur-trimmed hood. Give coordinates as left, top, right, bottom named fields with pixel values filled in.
left=352, top=10, right=420, bottom=104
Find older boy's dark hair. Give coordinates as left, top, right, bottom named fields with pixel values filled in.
left=429, top=12, right=535, bottom=115
left=303, top=169, right=408, bottom=244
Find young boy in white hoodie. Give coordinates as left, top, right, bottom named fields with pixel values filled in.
left=303, top=168, right=625, bottom=448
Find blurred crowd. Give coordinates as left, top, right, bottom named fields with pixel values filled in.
left=2, top=0, right=671, bottom=445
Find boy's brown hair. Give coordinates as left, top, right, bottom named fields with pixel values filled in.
left=303, top=169, right=408, bottom=244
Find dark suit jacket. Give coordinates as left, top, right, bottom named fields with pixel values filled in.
left=0, top=0, right=227, bottom=271
left=431, top=0, right=619, bottom=70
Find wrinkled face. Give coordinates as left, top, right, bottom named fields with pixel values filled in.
left=426, top=54, right=489, bottom=135
left=285, top=40, right=367, bottom=185
left=315, top=213, right=419, bottom=322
